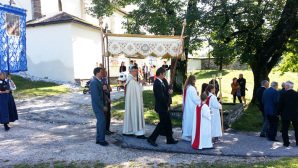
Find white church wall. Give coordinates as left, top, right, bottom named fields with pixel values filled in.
left=27, top=23, right=75, bottom=82
left=71, top=23, right=102, bottom=80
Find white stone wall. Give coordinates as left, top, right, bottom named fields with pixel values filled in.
left=26, top=23, right=75, bottom=82
left=71, top=23, right=102, bottom=80
left=188, top=59, right=201, bottom=73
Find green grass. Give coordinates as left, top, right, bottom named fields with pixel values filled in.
left=3, top=157, right=298, bottom=168
left=10, top=75, right=70, bottom=98
left=112, top=70, right=298, bottom=131
left=112, top=90, right=182, bottom=126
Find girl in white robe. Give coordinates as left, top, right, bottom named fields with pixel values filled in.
left=205, top=84, right=223, bottom=143
left=191, top=93, right=213, bottom=149
left=182, top=75, right=201, bottom=141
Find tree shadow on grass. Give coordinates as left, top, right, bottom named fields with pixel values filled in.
left=193, top=70, right=230, bottom=80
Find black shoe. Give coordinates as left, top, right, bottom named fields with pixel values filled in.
left=122, top=134, right=134, bottom=137
left=147, top=139, right=158, bottom=147
left=136, top=135, right=148, bottom=139
left=96, top=141, right=109, bottom=146
left=260, top=134, right=266, bottom=137
left=105, top=130, right=114, bottom=135
left=167, top=140, right=179, bottom=144
left=268, top=138, right=278, bottom=142
left=283, top=144, right=289, bottom=147
left=4, top=125, right=10, bottom=131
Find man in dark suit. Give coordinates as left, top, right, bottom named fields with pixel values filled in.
left=90, top=67, right=108, bottom=146
left=256, top=80, right=269, bottom=137
left=262, top=81, right=279, bottom=141
left=279, top=82, right=286, bottom=94
left=147, top=67, right=178, bottom=146
left=277, top=81, right=298, bottom=147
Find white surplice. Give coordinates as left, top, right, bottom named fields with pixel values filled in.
left=123, top=74, right=145, bottom=135
left=191, top=103, right=213, bottom=149
left=182, top=85, right=201, bottom=136
left=208, top=93, right=222, bottom=137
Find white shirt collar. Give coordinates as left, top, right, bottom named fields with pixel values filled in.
left=156, top=77, right=163, bottom=84
left=129, top=74, right=137, bottom=79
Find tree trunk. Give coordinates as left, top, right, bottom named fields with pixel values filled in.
left=251, top=63, right=270, bottom=103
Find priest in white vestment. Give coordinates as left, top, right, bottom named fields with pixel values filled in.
left=192, top=93, right=213, bottom=149
left=123, top=66, right=147, bottom=138
left=182, top=75, right=201, bottom=141
left=205, top=85, right=223, bottom=142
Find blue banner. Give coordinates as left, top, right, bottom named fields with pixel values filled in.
left=0, top=3, right=27, bottom=73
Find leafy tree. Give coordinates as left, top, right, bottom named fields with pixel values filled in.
left=200, top=0, right=297, bottom=101
left=89, top=0, right=297, bottom=101
left=88, top=0, right=204, bottom=93
left=278, top=30, right=298, bottom=73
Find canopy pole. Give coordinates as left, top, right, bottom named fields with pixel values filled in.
left=169, top=19, right=186, bottom=90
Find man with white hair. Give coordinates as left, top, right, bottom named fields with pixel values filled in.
left=262, top=81, right=279, bottom=141
left=277, top=81, right=298, bottom=147
left=257, top=80, right=269, bottom=137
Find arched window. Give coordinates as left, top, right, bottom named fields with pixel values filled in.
left=58, top=0, right=62, bottom=11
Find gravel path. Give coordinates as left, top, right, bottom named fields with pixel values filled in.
left=0, top=91, right=295, bottom=167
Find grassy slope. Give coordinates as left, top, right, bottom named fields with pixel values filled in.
left=10, top=75, right=70, bottom=98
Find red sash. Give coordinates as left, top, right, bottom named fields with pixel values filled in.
left=182, top=88, right=187, bottom=114
left=192, top=104, right=203, bottom=149
left=205, top=95, right=212, bottom=106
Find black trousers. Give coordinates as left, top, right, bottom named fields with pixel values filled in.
left=106, top=103, right=111, bottom=131
left=267, top=115, right=279, bottom=140
left=281, top=120, right=298, bottom=145
left=149, top=111, right=174, bottom=142
left=143, top=73, right=148, bottom=82
left=233, top=93, right=242, bottom=103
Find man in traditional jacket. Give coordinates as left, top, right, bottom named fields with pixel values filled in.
left=123, top=66, right=147, bottom=139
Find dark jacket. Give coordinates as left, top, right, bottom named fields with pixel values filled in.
left=119, top=66, right=126, bottom=73
left=279, top=88, right=286, bottom=95
left=262, top=87, right=279, bottom=116
left=277, top=89, right=298, bottom=121
left=162, top=78, right=172, bottom=105
left=256, top=86, right=267, bottom=111
left=154, top=78, right=169, bottom=113
left=90, top=77, right=104, bottom=113
left=237, top=78, right=246, bottom=91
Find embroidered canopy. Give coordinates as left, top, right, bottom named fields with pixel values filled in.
left=0, top=4, right=27, bottom=73
left=106, top=34, right=184, bottom=59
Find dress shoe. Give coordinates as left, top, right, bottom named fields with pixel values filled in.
left=96, top=141, right=109, bottom=146
left=105, top=130, right=114, bottom=135
left=147, top=138, right=158, bottom=147
left=283, top=144, right=289, bottom=147
left=260, top=134, right=266, bottom=137
left=167, top=140, right=179, bottom=144
left=136, top=135, right=148, bottom=139
left=122, top=133, right=134, bottom=137
left=268, top=138, right=278, bottom=142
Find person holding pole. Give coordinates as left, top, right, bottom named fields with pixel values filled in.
left=205, top=85, right=223, bottom=143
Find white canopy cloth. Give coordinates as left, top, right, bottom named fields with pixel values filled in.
left=106, top=34, right=184, bottom=59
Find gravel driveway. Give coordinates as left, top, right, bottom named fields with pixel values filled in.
left=0, top=91, right=292, bottom=167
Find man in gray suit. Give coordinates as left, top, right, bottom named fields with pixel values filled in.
left=90, top=67, right=108, bottom=146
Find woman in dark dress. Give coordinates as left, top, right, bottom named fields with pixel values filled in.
left=0, top=73, right=17, bottom=131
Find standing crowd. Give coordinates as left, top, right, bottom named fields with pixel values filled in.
left=257, top=80, right=298, bottom=147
